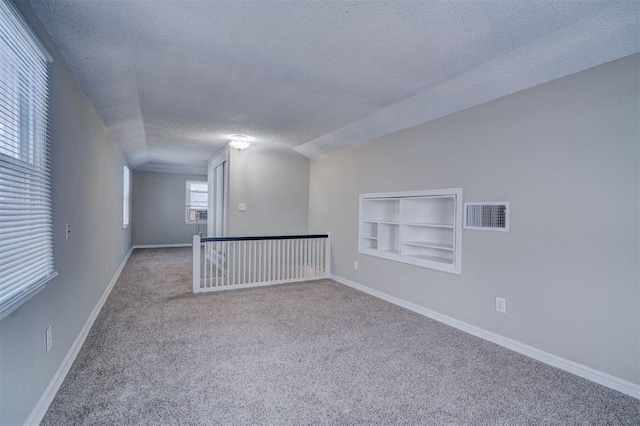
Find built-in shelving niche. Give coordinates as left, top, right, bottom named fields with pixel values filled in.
left=359, top=189, right=463, bottom=274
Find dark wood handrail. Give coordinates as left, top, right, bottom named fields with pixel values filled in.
left=200, top=234, right=328, bottom=243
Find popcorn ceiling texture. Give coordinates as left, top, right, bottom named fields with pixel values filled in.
left=41, top=248, right=639, bottom=424
left=30, top=1, right=639, bottom=172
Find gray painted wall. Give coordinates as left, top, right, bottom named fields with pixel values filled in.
left=0, top=2, right=132, bottom=424
left=309, top=55, right=639, bottom=385
left=132, top=171, right=207, bottom=245
left=228, top=145, right=309, bottom=236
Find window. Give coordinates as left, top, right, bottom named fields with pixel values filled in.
left=123, top=165, right=130, bottom=228
left=0, top=0, right=55, bottom=319
left=186, top=180, right=208, bottom=223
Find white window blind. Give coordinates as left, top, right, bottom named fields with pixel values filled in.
left=123, top=165, right=130, bottom=227
left=186, top=180, right=208, bottom=223
left=0, top=0, right=55, bottom=320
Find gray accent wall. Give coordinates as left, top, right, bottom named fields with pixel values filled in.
left=132, top=171, right=207, bottom=245
left=309, top=54, right=640, bottom=385
left=0, top=2, right=132, bottom=424
left=228, top=145, right=309, bottom=236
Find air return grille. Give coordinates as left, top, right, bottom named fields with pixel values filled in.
left=464, top=202, right=509, bottom=231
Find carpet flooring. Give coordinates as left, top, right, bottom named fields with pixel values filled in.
left=42, top=248, right=639, bottom=425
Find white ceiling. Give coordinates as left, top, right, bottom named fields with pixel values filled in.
left=30, top=0, right=639, bottom=174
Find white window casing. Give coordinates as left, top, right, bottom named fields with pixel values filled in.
left=123, top=165, right=130, bottom=228
left=186, top=180, right=208, bottom=224
left=0, top=0, right=56, bottom=320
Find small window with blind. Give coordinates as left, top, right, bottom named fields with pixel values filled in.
left=186, top=180, right=208, bottom=223
left=123, top=165, right=130, bottom=228
left=0, top=0, right=56, bottom=320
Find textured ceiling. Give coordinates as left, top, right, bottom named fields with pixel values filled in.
left=30, top=0, right=639, bottom=173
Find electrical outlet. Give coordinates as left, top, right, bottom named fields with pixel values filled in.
left=65, top=223, right=71, bottom=240
left=105, top=262, right=109, bottom=273
left=121, top=245, right=124, bottom=254
left=353, top=260, right=358, bottom=270
left=496, top=297, right=507, bottom=314
left=238, top=203, right=247, bottom=212
left=46, top=326, right=52, bottom=352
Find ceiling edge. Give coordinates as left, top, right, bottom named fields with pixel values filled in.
left=295, top=3, right=639, bottom=159
left=134, top=162, right=208, bottom=176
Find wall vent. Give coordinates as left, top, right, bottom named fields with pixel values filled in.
left=464, top=202, right=509, bottom=231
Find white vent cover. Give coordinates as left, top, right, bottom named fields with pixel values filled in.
left=464, top=202, right=510, bottom=231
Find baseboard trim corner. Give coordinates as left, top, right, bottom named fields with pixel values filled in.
left=25, top=247, right=134, bottom=425
left=330, top=274, right=639, bottom=400
left=132, top=243, right=192, bottom=249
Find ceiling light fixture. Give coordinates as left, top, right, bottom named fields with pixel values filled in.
left=228, top=135, right=251, bottom=150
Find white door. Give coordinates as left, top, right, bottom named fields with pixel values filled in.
left=207, top=149, right=228, bottom=237
left=214, top=162, right=225, bottom=236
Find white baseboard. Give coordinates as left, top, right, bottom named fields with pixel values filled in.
left=132, top=243, right=192, bottom=249
left=331, top=274, right=639, bottom=400
left=26, top=247, right=134, bottom=425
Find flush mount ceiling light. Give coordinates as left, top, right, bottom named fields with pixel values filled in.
left=228, top=135, right=251, bottom=150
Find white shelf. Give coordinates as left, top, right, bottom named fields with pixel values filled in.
left=359, top=188, right=462, bottom=274
left=404, top=253, right=454, bottom=264
left=364, top=220, right=400, bottom=225
left=379, top=249, right=399, bottom=255
left=402, top=241, right=454, bottom=251
left=362, top=198, right=400, bottom=223
left=403, top=222, right=454, bottom=229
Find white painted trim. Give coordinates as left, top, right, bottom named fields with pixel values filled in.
left=331, top=274, right=640, bottom=400
left=208, top=147, right=228, bottom=170
left=26, top=247, right=134, bottom=425
left=192, top=235, right=201, bottom=294
left=132, top=243, right=192, bottom=249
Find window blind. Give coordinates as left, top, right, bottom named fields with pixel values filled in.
left=0, top=0, right=55, bottom=320
left=123, top=165, right=130, bottom=227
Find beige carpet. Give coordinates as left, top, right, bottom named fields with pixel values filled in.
left=42, top=247, right=639, bottom=425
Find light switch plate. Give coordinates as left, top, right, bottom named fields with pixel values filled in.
left=239, top=203, right=247, bottom=212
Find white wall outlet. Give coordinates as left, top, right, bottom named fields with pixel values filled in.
left=121, top=245, right=124, bottom=254
left=353, top=260, right=359, bottom=270
left=496, top=297, right=507, bottom=314
left=105, top=262, right=109, bottom=273
left=238, top=203, right=247, bottom=212
left=65, top=223, right=71, bottom=240
left=46, top=326, right=52, bottom=352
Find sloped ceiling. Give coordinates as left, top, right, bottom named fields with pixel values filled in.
left=30, top=0, right=639, bottom=173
